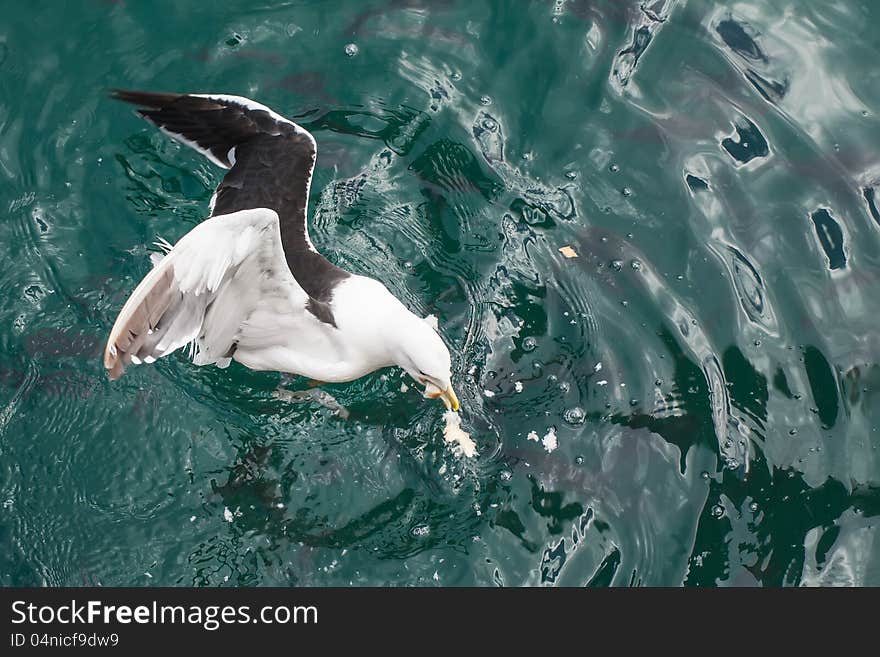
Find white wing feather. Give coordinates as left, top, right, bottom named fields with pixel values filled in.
left=104, top=207, right=307, bottom=379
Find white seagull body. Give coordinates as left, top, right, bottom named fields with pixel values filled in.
left=105, top=91, right=459, bottom=410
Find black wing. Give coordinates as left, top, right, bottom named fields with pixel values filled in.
left=111, top=90, right=348, bottom=304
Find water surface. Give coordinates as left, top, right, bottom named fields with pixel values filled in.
left=2, top=0, right=880, bottom=586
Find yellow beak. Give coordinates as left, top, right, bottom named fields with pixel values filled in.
left=440, top=386, right=460, bottom=412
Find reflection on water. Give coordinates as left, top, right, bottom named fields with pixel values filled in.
left=1, top=0, right=879, bottom=586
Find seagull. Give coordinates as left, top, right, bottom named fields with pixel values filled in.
left=104, top=90, right=459, bottom=411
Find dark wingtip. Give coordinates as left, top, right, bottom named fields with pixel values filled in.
left=103, top=344, right=126, bottom=381
left=106, top=361, right=124, bottom=381
left=109, top=89, right=184, bottom=109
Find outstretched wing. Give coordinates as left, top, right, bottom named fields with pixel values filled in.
left=111, top=90, right=348, bottom=303
left=104, top=207, right=308, bottom=380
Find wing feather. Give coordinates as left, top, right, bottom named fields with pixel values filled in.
left=104, top=207, right=307, bottom=379
left=110, top=90, right=349, bottom=322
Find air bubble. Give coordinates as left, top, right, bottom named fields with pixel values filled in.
left=565, top=170, right=577, bottom=180
left=563, top=407, right=585, bottom=425
left=480, top=95, right=492, bottom=105
left=711, top=504, right=724, bottom=518
left=631, top=259, right=642, bottom=271
left=611, top=260, right=623, bottom=271
left=749, top=502, right=759, bottom=512
left=621, top=187, right=632, bottom=197
left=344, top=43, right=359, bottom=57
left=609, top=164, right=620, bottom=173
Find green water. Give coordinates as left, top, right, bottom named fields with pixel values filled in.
left=2, top=0, right=879, bottom=587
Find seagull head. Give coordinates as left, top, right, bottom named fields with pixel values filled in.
left=393, top=313, right=459, bottom=411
